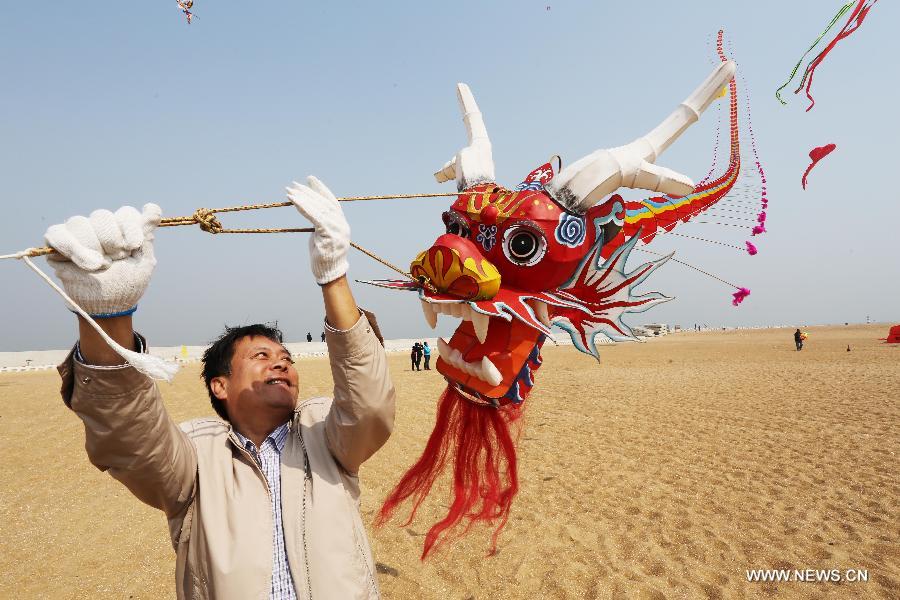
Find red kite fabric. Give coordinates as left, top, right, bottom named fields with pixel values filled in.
left=802, top=143, right=836, bottom=189
left=881, top=325, right=900, bottom=344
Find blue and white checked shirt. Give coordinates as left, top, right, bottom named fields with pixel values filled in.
left=234, top=423, right=298, bottom=600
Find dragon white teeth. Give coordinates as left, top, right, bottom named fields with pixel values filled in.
left=449, top=348, right=464, bottom=366
left=531, top=299, right=552, bottom=328
left=436, top=337, right=504, bottom=387
left=480, top=356, right=503, bottom=386
left=421, top=300, right=438, bottom=329
left=425, top=302, right=493, bottom=342
left=471, top=309, right=490, bottom=343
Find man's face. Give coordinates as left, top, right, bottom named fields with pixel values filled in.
left=211, top=335, right=300, bottom=423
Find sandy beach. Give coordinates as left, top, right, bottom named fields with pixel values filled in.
left=0, top=324, right=897, bottom=599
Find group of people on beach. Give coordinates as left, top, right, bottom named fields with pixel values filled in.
left=410, top=340, right=431, bottom=371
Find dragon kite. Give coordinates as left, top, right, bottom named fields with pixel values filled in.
left=370, top=48, right=745, bottom=558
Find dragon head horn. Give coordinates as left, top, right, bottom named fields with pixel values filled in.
left=545, top=61, right=737, bottom=214
left=434, top=83, right=497, bottom=191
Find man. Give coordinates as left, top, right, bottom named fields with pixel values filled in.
left=306, top=332, right=313, bottom=342
left=410, top=341, right=422, bottom=371
left=47, top=176, right=395, bottom=599
left=794, top=328, right=804, bottom=351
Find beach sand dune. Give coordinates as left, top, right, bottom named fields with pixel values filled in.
left=1, top=325, right=897, bottom=598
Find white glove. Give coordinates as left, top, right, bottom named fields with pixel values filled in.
left=44, top=204, right=161, bottom=317
left=286, top=176, right=350, bottom=285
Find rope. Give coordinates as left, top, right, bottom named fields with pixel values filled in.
left=2, top=191, right=444, bottom=368
left=3, top=191, right=457, bottom=284
left=692, top=221, right=751, bottom=229
left=634, top=247, right=741, bottom=289
left=19, top=256, right=179, bottom=381
left=655, top=232, right=747, bottom=251
left=348, top=242, right=419, bottom=284
left=0, top=249, right=39, bottom=260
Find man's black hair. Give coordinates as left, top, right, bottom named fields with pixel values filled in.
left=201, top=323, right=285, bottom=422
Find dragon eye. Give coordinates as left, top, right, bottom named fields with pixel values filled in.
left=502, top=225, right=547, bottom=266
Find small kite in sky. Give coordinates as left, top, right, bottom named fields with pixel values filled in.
left=775, top=0, right=878, bottom=111
left=802, top=143, right=837, bottom=189
left=177, top=0, right=194, bottom=24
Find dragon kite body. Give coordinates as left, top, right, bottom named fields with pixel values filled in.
left=370, top=50, right=744, bottom=558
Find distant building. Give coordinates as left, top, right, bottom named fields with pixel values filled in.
left=644, top=323, right=669, bottom=336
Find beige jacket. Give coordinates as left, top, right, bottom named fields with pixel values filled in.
left=58, top=314, right=395, bottom=600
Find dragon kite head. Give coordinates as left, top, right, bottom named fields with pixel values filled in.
left=406, top=162, right=673, bottom=407
left=374, top=56, right=741, bottom=558
left=368, top=61, right=737, bottom=409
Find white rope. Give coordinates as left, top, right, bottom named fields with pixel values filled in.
left=19, top=256, right=179, bottom=382
left=0, top=248, right=38, bottom=260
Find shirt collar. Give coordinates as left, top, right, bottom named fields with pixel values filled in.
left=233, top=422, right=290, bottom=454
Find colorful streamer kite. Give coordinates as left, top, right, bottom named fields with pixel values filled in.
left=176, top=0, right=194, bottom=24
left=802, top=143, right=837, bottom=189
left=776, top=0, right=878, bottom=111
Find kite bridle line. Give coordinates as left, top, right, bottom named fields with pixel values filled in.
left=2, top=192, right=462, bottom=290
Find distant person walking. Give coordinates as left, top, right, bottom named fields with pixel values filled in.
left=422, top=341, right=431, bottom=370
left=307, top=332, right=313, bottom=342
left=411, top=342, right=423, bottom=371
left=321, top=331, right=326, bottom=342
left=794, top=328, right=804, bottom=351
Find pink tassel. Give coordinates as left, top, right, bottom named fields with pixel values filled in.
left=732, top=287, right=751, bottom=306
left=745, top=241, right=758, bottom=255
left=751, top=224, right=766, bottom=236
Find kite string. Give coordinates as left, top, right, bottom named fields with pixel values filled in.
left=3, top=199, right=447, bottom=291
left=18, top=255, right=179, bottom=381
left=5, top=191, right=460, bottom=282
left=634, top=246, right=740, bottom=289
left=0, top=249, right=37, bottom=261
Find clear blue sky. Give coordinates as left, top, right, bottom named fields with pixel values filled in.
left=1, top=1, right=897, bottom=351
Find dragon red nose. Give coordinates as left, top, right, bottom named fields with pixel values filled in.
left=410, top=234, right=501, bottom=300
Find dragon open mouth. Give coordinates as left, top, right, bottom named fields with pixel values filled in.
left=418, top=288, right=585, bottom=406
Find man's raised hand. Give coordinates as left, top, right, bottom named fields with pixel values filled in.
left=43, top=204, right=161, bottom=317
left=286, top=176, right=351, bottom=285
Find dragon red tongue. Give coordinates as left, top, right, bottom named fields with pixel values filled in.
left=438, top=316, right=543, bottom=398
